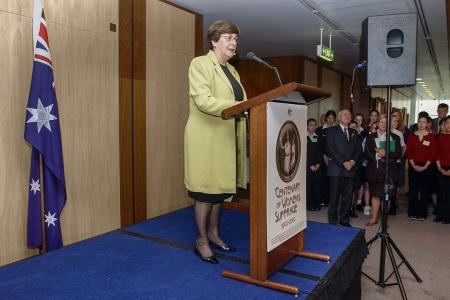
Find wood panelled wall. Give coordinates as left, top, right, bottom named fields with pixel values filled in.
left=235, top=57, right=304, bottom=99
left=0, top=5, right=35, bottom=265
left=145, top=0, right=197, bottom=218
left=0, top=0, right=120, bottom=266
left=235, top=57, right=356, bottom=122
left=318, top=67, right=341, bottom=114
left=303, top=60, right=320, bottom=119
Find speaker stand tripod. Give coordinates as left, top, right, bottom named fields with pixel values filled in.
left=361, top=86, right=422, bottom=300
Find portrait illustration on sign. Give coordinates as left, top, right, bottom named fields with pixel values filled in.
left=276, top=121, right=301, bottom=182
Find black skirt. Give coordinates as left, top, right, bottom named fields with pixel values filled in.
left=188, top=191, right=233, bottom=204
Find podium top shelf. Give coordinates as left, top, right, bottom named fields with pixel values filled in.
left=221, top=82, right=331, bottom=120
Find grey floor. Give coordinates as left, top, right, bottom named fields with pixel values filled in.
left=306, top=191, right=450, bottom=300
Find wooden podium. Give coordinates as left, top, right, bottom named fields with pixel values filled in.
left=221, top=82, right=332, bottom=295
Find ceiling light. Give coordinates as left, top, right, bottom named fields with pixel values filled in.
left=416, top=78, right=423, bottom=81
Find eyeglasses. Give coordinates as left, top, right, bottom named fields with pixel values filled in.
left=221, top=34, right=239, bottom=43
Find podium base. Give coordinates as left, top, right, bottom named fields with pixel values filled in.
left=222, top=270, right=299, bottom=295
left=294, top=251, right=331, bottom=262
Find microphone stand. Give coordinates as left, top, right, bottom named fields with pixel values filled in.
left=272, top=66, right=282, bottom=87
left=247, top=53, right=282, bottom=86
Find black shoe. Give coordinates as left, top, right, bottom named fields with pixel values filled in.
left=442, top=220, right=450, bottom=224
left=349, top=210, right=358, bottom=218
left=388, top=209, right=397, bottom=216
left=356, top=204, right=363, bottom=212
left=339, top=222, right=352, bottom=227
left=194, top=245, right=219, bottom=264
left=209, top=241, right=236, bottom=252
left=433, top=217, right=441, bottom=222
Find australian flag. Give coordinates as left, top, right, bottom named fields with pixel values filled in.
left=24, top=0, right=66, bottom=251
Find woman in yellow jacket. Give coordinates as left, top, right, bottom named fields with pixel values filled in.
left=185, top=20, right=247, bottom=264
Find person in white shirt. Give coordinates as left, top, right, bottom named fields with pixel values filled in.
left=307, top=119, right=323, bottom=211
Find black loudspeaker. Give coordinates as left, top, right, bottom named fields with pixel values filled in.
left=361, top=13, right=417, bottom=87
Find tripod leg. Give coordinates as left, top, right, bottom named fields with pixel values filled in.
left=386, top=241, right=407, bottom=300
left=366, top=233, right=380, bottom=246
left=378, top=236, right=387, bottom=286
left=388, top=236, right=423, bottom=282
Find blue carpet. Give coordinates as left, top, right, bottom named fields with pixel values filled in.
left=0, top=207, right=363, bottom=299
left=127, top=207, right=361, bottom=277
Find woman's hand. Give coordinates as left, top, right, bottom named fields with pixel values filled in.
left=414, top=165, right=426, bottom=172
left=375, top=148, right=386, bottom=157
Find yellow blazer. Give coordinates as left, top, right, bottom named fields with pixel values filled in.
left=184, top=50, right=247, bottom=194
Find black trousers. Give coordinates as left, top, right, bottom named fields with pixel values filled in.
left=328, top=176, right=353, bottom=225
left=320, top=165, right=330, bottom=205
left=408, top=167, right=432, bottom=219
left=438, top=173, right=450, bottom=222
left=307, top=167, right=321, bottom=209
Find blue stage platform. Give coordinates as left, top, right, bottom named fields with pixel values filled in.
left=0, top=207, right=367, bottom=299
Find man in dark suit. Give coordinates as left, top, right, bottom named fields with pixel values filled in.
left=315, top=110, right=336, bottom=207
left=326, top=109, right=362, bottom=226
left=432, top=103, right=448, bottom=134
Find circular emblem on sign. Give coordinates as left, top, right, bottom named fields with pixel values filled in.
left=276, top=121, right=301, bottom=182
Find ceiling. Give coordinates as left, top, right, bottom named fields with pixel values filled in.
left=170, top=0, right=449, bottom=100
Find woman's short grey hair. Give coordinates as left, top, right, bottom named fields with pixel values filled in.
left=207, top=20, right=239, bottom=50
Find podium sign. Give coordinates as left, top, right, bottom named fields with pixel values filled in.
left=266, top=102, right=307, bottom=252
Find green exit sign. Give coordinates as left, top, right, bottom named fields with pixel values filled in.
left=317, top=45, right=334, bottom=62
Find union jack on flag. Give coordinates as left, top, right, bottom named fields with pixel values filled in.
left=24, top=0, right=67, bottom=251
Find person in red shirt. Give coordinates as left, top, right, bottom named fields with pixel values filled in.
left=406, top=115, right=436, bottom=221
left=435, top=116, right=450, bottom=224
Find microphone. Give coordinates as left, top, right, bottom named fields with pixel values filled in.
left=246, top=52, right=283, bottom=86
left=356, top=60, right=366, bottom=69
left=246, top=52, right=272, bottom=69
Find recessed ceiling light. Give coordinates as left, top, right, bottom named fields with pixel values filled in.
left=416, top=78, right=423, bottom=81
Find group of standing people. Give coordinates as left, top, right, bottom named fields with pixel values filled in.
left=306, top=103, right=450, bottom=227
left=406, top=104, right=450, bottom=224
